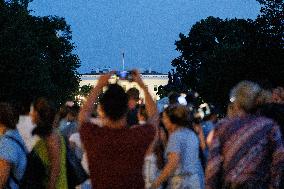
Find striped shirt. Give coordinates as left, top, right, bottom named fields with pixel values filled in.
left=205, top=115, right=284, bottom=189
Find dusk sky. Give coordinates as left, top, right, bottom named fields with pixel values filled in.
left=29, top=0, right=261, bottom=74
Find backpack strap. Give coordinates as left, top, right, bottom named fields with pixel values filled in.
left=4, top=135, right=26, bottom=154
left=3, top=135, right=27, bottom=186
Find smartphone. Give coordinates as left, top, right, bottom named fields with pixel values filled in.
left=115, top=71, right=133, bottom=81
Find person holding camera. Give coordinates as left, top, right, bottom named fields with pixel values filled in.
left=78, top=70, right=158, bottom=189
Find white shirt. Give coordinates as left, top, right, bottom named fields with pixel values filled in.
left=16, top=115, right=39, bottom=152
left=69, top=133, right=82, bottom=148
left=143, top=154, right=161, bottom=189
left=139, top=120, right=147, bottom=125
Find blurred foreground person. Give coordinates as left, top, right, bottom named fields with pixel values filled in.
left=151, top=105, right=205, bottom=189
left=144, top=117, right=168, bottom=189
left=126, top=87, right=140, bottom=127
left=272, top=86, right=284, bottom=104
left=59, top=103, right=80, bottom=142
left=0, top=103, right=27, bottom=189
left=79, top=70, right=158, bottom=189
left=16, top=101, right=39, bottom=152
left=206, top=81, right=284, bottom=189
left=30, top=98, right=68, bottom=189
left=137, top=104, right=148, bottom=125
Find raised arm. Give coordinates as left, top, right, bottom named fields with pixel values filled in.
left=151, top=152, right=179, bottom=189
left=46, top=132, right=61, bottom=189
left=0, top=159, right=11, bottom=189
left=205, top=129, right=223, bottom=189
left=131, top=70, right=158, bottom=125
left=78, top=73, right=112, bottom=125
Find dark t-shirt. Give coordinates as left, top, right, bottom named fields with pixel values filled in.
left=126, top=106, right=139, bottom=127
left=79, top=122, right=155, bottom=189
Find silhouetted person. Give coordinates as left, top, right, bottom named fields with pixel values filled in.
left=79, top=70, right=158, bottom=189
left=126, top=87, right=140, bottom=127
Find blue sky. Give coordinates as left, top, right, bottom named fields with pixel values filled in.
left=29, top=0, right=261, bottom=74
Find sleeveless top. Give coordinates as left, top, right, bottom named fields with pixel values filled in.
left=33, top=134, right=68, bottom=189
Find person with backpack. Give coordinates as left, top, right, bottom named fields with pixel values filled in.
left=0, top=103, right=27, bottom=189
left=30, top=98, right=68, bottom=189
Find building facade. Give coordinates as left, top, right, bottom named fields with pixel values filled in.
left=80, top=71, right=168, bottom=101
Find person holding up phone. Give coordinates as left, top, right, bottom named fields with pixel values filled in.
left=78, top=70, right=159, bottom=189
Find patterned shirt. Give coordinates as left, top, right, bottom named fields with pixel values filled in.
left=205, top=115, right=284, bottom=189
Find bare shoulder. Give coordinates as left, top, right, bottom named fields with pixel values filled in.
left=46, top=130, right=61, bottom=146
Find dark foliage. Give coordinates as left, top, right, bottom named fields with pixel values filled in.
left=170, top=0, right=284, bottom=111
left=0, top=0, right=80, bottom=107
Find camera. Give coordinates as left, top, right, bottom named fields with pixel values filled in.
left=115, top=70, right=133, bottom=81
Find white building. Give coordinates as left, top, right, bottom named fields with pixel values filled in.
left=80, top=71, right=168, bottom=101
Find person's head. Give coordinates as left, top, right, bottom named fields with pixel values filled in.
left=126, top=87, right=139, bottom=109
left=158, top=113, right=169, bottom=145
left=168, top=91, right=180, bottom=105
left=162, top=104, right=191, bottom=132
left=227, top=102, right=238, bottom=118
left=229, top=81, right=262, bottom=114
left=57, top=105, right=69, bottom=120
left=203, top=104, right=218, bottom=123
left=258, top=103, right=284, bottom=135
left=254, top=89, right=272, bottom=109
left=272, top=86, right=284, bottom=104
left=66, top=104, right=80, bottom=122
left=137, top=104, right=148, bottom=123
left=57, top=101, right=80, bottom=122
left=31, top=98, right=56, bottom=137
left=16, top=99, right=32, bottom=116
left=185, top=91, right=196, bottom=104
left=0, top=103, right=18, bottom=131
left=99, top=84, right=129, bottom=121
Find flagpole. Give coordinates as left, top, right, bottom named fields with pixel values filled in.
left=122, top=52, right=125, bottom=71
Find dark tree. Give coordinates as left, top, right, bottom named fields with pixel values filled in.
left=157, top=69, right=188, bottom=99
left=79, top=85, right=93, bottom=97
left=172, top=17, right=224, bottom=91
left=171, top=0, right=284, bottom=110
left=256, top=0, right=284, bottom=48
left=0, top=0, right=80, bottom=106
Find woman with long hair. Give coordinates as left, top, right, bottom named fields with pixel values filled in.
left=30, top=98, right=68, bottom=189
left=151, top=104, right=205, bottom=189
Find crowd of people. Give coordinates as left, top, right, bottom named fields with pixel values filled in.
left=0, top=70, right=284, bottom=189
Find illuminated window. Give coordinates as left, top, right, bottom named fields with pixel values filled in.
left=154, top=85, right=157, bottom=91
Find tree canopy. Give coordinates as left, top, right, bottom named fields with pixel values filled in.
left=169, top=0, right=284, bottom=110
left=0, top=0, right=80, bottom=106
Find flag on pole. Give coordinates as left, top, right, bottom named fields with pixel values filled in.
left=122, top=52, right=125, bottom=71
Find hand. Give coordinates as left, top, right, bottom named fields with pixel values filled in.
left=96, top=72, right=113, bottom=88
left=131, top=69, right=144, bottom=87
left=150, top=181, right=159, bottom=189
